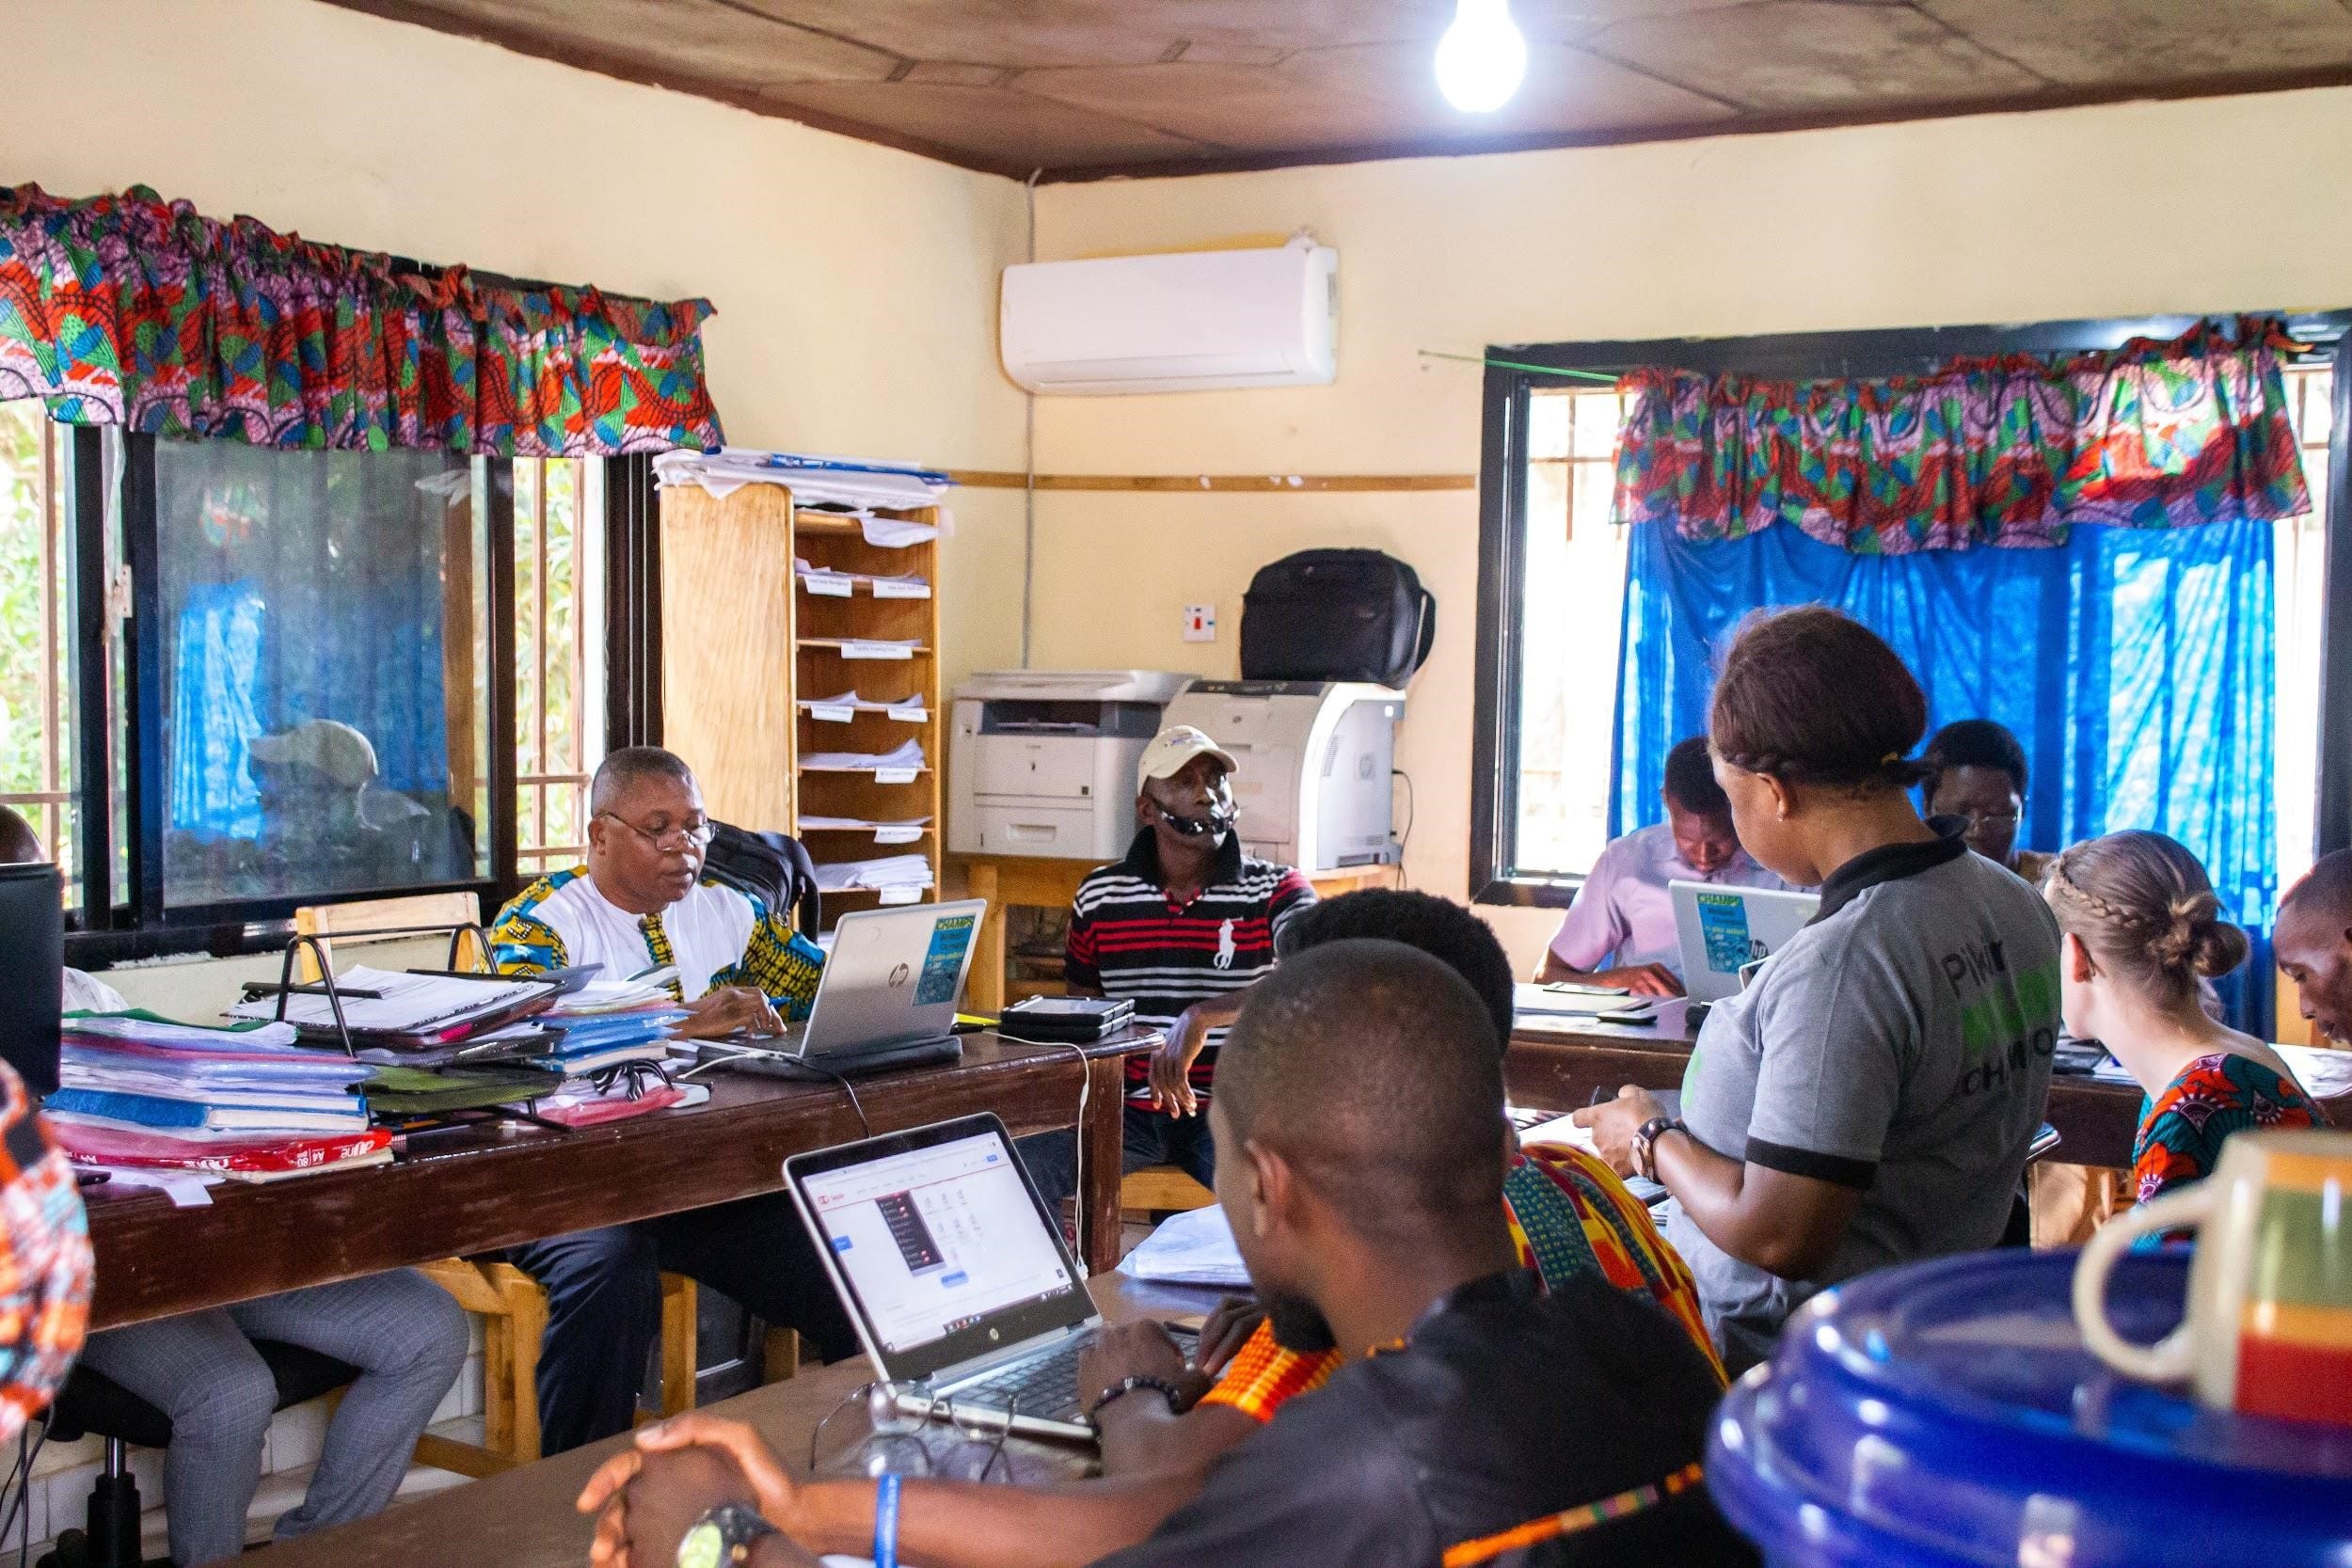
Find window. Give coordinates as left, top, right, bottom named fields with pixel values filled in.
left=2277, top=364, right=2333, bottom=891
left=1473, top=319, right=2352, bottom=909
left=1511, top=388, right=1631, bottom=879
left=513, top=457, right=606, bottom=876
left=0, top=413, right=646, bottom=958
left=148, top=439, right=491, bottom=912
left=0, top=404, right=77, bottom=905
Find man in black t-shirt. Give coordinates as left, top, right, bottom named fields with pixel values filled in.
left=577, top=942, right=1756, bottom=1568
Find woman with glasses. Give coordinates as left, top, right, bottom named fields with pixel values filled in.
left=1920, top=719, right=2052, bottom=882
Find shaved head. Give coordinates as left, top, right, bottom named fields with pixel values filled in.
left=1216, top=939, right=1505, bottom=1244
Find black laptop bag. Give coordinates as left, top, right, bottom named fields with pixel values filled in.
left=1239, top=547, right=1436, bottom=688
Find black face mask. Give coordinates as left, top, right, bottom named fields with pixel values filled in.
left=1159, top=798, right=1238, bottom=840
left=1264, top=1292, right=1338, bottom=1355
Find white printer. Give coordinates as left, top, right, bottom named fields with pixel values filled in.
left=948, top=670, right=1191, bottom=861
left=1160, top=679, right=1405, bottom=871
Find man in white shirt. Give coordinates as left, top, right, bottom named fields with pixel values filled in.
left=486, top=748, right=855, bottom=1453
left=1539, top=738, right=1788, bottom=997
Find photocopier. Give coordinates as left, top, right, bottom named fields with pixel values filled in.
left=949, top=672, right=1406, bottom=871
left=948, top=670, right=1191, bottom=861
left=1160, top=679, right=1405, bottom=872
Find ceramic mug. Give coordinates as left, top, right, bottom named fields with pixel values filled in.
left=2073, top=1127, right=2352, bottom=1426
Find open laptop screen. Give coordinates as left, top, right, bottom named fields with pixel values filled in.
left=787, top=1116, right=1095, bottom=1382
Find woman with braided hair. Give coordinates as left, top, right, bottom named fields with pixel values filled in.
left=1579, top=606, right=2064, bottom=1374
left=2043, top=831, right=2324, bottom=1203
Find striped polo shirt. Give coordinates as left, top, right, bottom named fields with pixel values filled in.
left=1066, top=829, right=1316, bottom=1107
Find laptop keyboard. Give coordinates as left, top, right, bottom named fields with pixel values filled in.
left=959, top=1346, right=1085, bottom=1420
left=951, top=1326, right=1200, bottom=1424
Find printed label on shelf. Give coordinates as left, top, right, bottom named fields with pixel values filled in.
left=885, top=703, right=930, bottom=723
left=873, top=768, right=920, bottom=784
left=874, top=825, right=927, bottom=846
left=803, top=576, right=853, bottom=597
left=879, top=884, right=925, bottom=906
left=808, top=704, right=856, bottom=722
left=871, top=578, right=932, bottom=599
left=843, top=641, right=917, bottom=660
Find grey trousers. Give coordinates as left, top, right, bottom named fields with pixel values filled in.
left=75, top=1270, right=469, bottom=1567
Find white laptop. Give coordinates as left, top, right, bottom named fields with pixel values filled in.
left=699, top=899, right=984, bottom=1075
left=1668, top=880, right=1820, bottom=1004
left=786, top=1114, right=1192, bottom=1443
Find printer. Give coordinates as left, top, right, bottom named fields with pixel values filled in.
left=1160, top=679, right=1405, bottom=871
left=948, top=670, right=1191, bottom=861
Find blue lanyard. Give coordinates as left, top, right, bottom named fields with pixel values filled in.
left=873, top=1473, right=901, bottom=1568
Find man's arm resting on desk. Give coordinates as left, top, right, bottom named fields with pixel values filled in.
left=582, top=1416, right=1200, bottom=1568
left=1147, top=992, right=1248, bottom=1117
left=1534, top=953, right=1685, bottom=996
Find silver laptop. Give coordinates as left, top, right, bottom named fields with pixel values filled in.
left=1668, top=880, right=1820, bottom=1003
left=785, top=1114, right=1113, bottom=1442
left=701, top=899, right=985, bottom=1073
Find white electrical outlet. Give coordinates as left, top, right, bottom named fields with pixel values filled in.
left=1182, top=604, right=1217, bottom=642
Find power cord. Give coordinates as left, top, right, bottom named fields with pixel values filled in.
left=676, top=1046, right=872, bottom=1138
left=992, top=1032, right=1096, bottom=1278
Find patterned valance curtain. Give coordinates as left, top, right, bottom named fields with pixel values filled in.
left=0, top=182, right=723, bottom=456
left=1612, top=318, right=2310, bottom=554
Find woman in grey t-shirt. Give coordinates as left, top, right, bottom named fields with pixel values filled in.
left=1579, top=608, right=2062, bottom=1375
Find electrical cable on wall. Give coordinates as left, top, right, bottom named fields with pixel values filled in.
left=1392, top=768, right=1416, bottom=888
left=1021, top=167, right=1042, bottom=669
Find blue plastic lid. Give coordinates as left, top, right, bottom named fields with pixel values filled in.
left=1708, top=1249, right=2352, bottom=1568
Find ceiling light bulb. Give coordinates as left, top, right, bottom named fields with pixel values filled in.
left=1436, top=0, right=1528, bottom=114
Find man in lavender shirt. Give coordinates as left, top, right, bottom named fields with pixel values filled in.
left=1539, top=738, right=1788, bottom=997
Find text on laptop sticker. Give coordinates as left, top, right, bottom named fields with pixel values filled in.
left=917, top=914, right=977, bottom=1006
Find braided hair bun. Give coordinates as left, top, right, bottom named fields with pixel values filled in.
left=2045, top=832, right=2247, bottom=1005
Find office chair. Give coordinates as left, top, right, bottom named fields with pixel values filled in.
left=35, top=1342, right=358, bottom=1568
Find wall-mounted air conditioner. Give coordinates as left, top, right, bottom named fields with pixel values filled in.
left=1000, top=238, right=1338, bottom=395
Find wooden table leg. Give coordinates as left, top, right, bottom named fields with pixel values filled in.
left=1076, top=1053, right=1130, bottom=1275
left=969, top=862, right=1005, bottom=1015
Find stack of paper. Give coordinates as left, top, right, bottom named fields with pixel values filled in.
left=801, top=740, right=926, bottom=782
left=813, top=855, right=936, bottom=897
left=1117, top=1205, right=1252, bottom=1290
left=1512, top=983, right=1657, bottom=1023
left=799, top=690, right=930, bottom=724
left=652, top=448, right=952, bottom=512
left=52, top=1010, right=390, bottom=1181
left=800, top=814, right=931, bottom=846
left=227, top=967, right=559, bottom=1051
left=792, top=560, right=931, bottom=600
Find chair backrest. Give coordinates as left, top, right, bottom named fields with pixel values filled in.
left=293, top=891, right=487, bottom=981
left=702, top=824, right=821, bottom=937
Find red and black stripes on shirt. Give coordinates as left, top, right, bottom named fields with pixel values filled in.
left=1065, top=830, right=1316, bottom=1106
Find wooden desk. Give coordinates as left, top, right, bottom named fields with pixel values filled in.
left=1505, top=1004, right=2352, bottom=1173
left=84, top=1030, right=1157, bottom=1329
left=954, top=854, right=1403, bottom=1014
left=247, top=1273, right=1223, bottom=1568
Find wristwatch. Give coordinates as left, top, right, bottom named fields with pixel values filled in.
left=1632, top=1116, right=1687, bottom=1182
left=677, top=1503, right=777, bottom=1568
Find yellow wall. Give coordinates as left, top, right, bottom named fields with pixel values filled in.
left=1029, top=87, right=2352, bottom=971
left=0, top=0, right=1034, bottom=690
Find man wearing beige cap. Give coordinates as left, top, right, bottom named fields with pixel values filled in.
left=1016, top=725, right=1316, bottom=1210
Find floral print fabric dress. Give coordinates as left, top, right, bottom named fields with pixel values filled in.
left=2132, top=1052, right=2326, bottom=1203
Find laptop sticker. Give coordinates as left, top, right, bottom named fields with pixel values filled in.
left=916, top=913, right=977, bottom=1006
left=1695, top=892, right=1754, bottom=974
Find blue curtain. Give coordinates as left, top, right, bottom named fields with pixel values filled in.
left=1608, top=517, right=2279, bottom=1035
